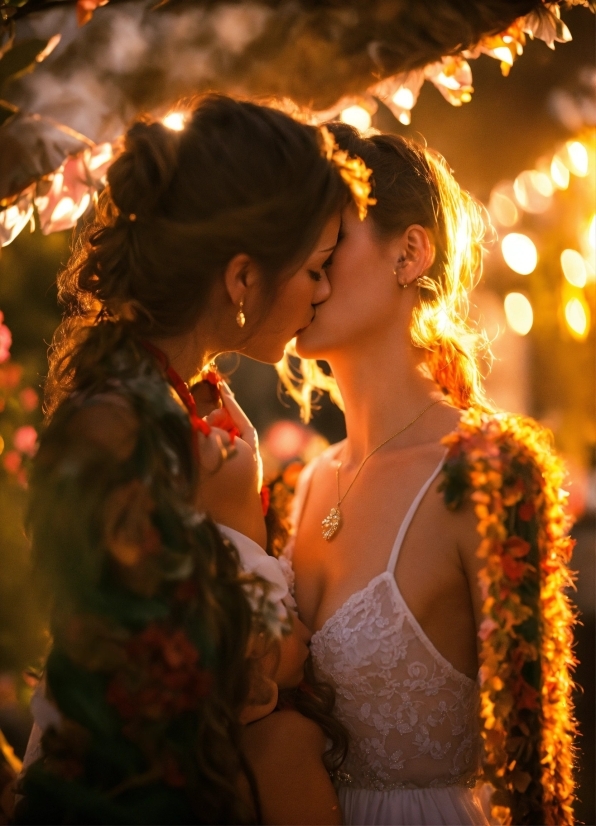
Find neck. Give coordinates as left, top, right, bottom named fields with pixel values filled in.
left=327, top=325, right=440, bottom=466
left=146, top=328, right=215, bottom=384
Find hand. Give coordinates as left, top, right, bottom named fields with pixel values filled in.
left=196, top=385, right=266, bottom=547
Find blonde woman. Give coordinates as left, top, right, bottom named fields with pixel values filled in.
left=281, top=124, right=575, bottom=826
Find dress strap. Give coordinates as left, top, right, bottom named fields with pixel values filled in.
left=386, top=453, right=447, bottom=575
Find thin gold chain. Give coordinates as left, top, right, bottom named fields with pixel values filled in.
left=335, top=400, right=440, bottom=507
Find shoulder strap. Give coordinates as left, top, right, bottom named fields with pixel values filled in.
left=386, top=454, right=447, bottom=575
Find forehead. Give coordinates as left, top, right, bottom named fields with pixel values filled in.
left=306, top=213, right=341, bottom=258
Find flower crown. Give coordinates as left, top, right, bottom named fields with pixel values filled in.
left=319, top=125, right=376, bottom=220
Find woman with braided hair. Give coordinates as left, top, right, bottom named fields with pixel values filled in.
left=15, top=95, right=372, bottom=824
left=281, top=124, right=576, bottom=826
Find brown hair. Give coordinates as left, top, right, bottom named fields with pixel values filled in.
left=46, top=94, right=352, bottom=416
left=279, top=123, right=493, bottom=420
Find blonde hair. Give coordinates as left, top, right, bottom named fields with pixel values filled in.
left=277, top=125, right=493, bottom=422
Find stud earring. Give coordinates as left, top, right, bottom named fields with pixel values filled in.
left=236, top=299, right=246, bottom=328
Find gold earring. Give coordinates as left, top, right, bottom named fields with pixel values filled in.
left=236, top=299, right=246, bottom=328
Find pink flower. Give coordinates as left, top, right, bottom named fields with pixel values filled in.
left=14, top=425, right=38, bottom=456
left=19, top=387, right=39, bottom=412
left=0, top=317, right=12, bottom=364
left=3, top=451, right=21, bottom=474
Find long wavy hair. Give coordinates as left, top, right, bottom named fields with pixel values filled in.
left=278, top=124, right=492, bottom=421
left=45, top=94, right=352, bottom=418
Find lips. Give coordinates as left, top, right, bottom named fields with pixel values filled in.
left=296, top=309, right=316, bottom=336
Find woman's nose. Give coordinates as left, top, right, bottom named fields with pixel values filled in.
left=313, top=272, right=331, bottom=306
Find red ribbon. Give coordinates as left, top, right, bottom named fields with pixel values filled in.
left=140, top=341, right=212, bottom=438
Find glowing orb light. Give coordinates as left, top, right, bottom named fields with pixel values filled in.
left=550, top=155, right=570, bottom=190
left=392, top=87, right=415, bottom=110
left=398, top=111, right=411, bottom=125
left=513, top=170, right=552, bottom=213
left=589, top=215, right=596, bottom=250
left=501, top=233, right=538, bottom=275
left=565, top=297, right=590, bottom=340
left=340, top=105, right=372, bottom=133
left=489, top=186, right=519, bottom=227
left=163, top=112, right=186, bottom=131
left=565, top=141, right=589, bottom=177
left=561, top=249, right=587, bottom=288
left=504, top=292, right=533, bottom=336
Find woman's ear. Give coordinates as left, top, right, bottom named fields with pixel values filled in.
left=223, top=253, right=261, bottom=308
left=394, top=225, right=434, bottom=287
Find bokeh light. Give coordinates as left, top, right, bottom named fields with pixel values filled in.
left=565, top=296, right=590, bottom=340
left=550, top=155, right=570, bottom=190
left=504, top=292, right=534, bottom=336
left=501, top=233, right=538, bottom=275
left=340, top=105, right=372, bottom=132
left=561, top=249, right=587, bottom=288
left=489, top=184, right=519, bottom=227
left=513, top=169, right=553, bottom=213
left=564, top=140, right=589, bottom=177
left=589, top=214, right=596, bottom=251
left=162, top=112, right=186, bottom=131
left=392, top=87, right=415, bottom=109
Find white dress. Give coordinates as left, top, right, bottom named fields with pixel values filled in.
left=287, top=455, right=490, bottom=826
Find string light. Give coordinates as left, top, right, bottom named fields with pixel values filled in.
left=340, top=105, right=372, bottom=132
left=513, top=170, right=552, bottom=214
left=501, top=233, right=538, bottom=275
left=392, top=88, right=415, bottom=109
left=550, top=155, right=570, bottom=190
left=564, top=296, right=590, bottom=340
left=489, top=185, right=519, bottom=227
left=504, top=292, right=534, bottom=335
left=560, top=249, right=587, bottom=288
left=564, top=140, right=589, bottom=177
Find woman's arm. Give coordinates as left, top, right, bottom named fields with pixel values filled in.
left=242, top=709, right=342, bottom=826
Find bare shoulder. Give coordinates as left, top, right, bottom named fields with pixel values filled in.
left=242, top=711, right=341, bottom=825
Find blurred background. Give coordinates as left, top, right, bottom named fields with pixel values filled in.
left=0, top=3, right=594, bottom=821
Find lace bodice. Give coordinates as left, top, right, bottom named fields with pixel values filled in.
left=289, top=454, right=481, bottom=792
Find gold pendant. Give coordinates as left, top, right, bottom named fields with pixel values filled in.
left=322, top=506, right=341, bottom=541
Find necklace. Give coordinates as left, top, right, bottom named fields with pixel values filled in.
left=321, top=400, right=440, bottom=541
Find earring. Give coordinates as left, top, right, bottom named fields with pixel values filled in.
left=236, top=299, right=246, bottom=328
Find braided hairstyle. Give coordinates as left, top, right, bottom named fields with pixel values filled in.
left=46, top=94, right=350, bottom=416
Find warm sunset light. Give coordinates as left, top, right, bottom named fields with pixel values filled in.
left=501, top=233, right=538, bottom=275
left=504, top=292, right=534, bottom=335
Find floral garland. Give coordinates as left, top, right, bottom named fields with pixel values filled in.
left=440, top=409, right=576, bottom=826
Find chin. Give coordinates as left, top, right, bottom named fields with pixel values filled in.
left=295, top=330, right=327, bottom=359
left=244, top=343, right=286, bottom=365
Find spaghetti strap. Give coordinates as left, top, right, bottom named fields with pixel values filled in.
left=386, top=454, right=447, bottom=575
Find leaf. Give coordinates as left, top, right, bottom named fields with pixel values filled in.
left=0, top=38, right=52, bottom=92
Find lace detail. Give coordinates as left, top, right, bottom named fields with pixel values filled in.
left=311, top=572, right=480, bottom=791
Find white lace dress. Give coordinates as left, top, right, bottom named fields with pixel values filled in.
left=286, top=456, right=490, bottom=826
